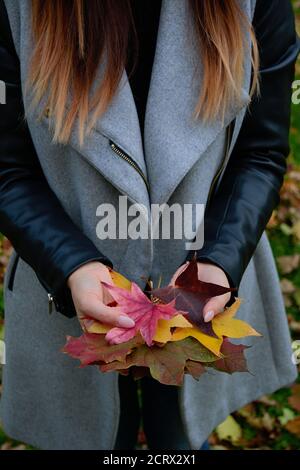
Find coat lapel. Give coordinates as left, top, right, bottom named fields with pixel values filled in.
left=66, top=68, right=150, bottom=209
left=144, top=0, right=254, bottom=205
left=66, top=0, right=254, bottom=208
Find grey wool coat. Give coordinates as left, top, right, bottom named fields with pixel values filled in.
left=0, top=0, right=298, bottom=450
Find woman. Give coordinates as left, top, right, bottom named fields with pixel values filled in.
left=0, top=0, right=299, bottom=450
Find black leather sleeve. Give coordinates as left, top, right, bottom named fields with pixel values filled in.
left=186, top=0, right=300, bottom=293
left=0, top=0, right=113, bottom=318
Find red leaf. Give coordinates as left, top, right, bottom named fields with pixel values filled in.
left=210, top=339, right=250, bottom=374
left=62, top=332, right=143, bottom=366
left=185, top=360, right=206, bottom=380
left=151, top=257, right=236, bottom=337
left=101, top=281, right=178, bottom=346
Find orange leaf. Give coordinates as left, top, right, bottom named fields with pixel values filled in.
left=110, top=269, right=132, bottom=291
left=171, top=327, right=223, bottom=356
left=212, top=298, right=261, bottom=338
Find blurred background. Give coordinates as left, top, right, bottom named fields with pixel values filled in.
left=0, top=0, right=300, bottom=451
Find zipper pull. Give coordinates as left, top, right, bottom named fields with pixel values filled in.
left=48, top=293, right=54, bottom=314
left=109, top=140, right=150, bottom=191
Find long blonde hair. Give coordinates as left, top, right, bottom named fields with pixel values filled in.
left=28, top=0, right=259, bottom=145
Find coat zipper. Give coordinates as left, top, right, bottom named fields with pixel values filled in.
left=110, top=123, right=234, bottom=202
left=8, top=253, right=19, bottom=291
left=206, top=120, right=235, bottom=205
left=109, top=140, right=150, bottom=192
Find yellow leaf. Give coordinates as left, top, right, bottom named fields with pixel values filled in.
left=84, top=270, right=131, bottom=334
left=87, top=322, right=111, bottom=334
left=153, top=321, right=173, bottom=343
left=217, top=298, right=243, bottom=318
left=153, top=314, right=192, bottom=343
left=88, top=313, right=191, bottom=341
left=171, top=327, right=223, bottom=356
left=168, top=315, right=192, bottom=328
left=216, top=415, right=242, bottom=443
left=110, top=270, right=132, bottom=290
left=212, top=298, right=261, bottom=338
left=153, top=314, right=223, bottom=356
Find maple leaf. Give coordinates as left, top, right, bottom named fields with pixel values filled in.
left=85, top=322, right=111, bottom=334
left=84, top=313, right=190, bottom=341
left=62, top=266, right=255, bottom=385
left=85, top=298, right=259, bottom=358
left=151, top=257, right=236, bottom=337
left=100, top=337, right=218, bottom=386
left=101, top=281, right=178, bottom=346
left=185, top=360, right=206, bottom=380
left=209, top=339, right=250, bottom=374
left=154, top=313, right=223, bottom=356
left=81, top=269, right=131, bottom=332
left=153, top=314, right=192, bottom=343
left=109, top=269, right=132, bottom=291
left=62, top=332, right=144, bottom=366
left=212, top=298, right=261, bottom=338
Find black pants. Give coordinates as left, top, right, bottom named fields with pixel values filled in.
left=114, top=372, right=191, bottom=450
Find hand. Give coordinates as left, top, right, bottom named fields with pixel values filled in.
left=170, top=261, right=231, bottom=323
left=67, top=261, right=135, bottom=328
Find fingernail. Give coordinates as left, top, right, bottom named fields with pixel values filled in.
left=204, top=310, right=214, bottom=322
left=117, top=315, right=135, bottom=328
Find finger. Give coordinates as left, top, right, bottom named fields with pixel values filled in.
left=99, top=270, right=117, bottom=305
left=169, top=262, right=189, bottom=286
left=102, top=286, right=115, bottom=306
left=99, top=267, right=114, bottom=285
left=203, top=295, right=229, bottom=322
left=82, top=299, right=135, bottom=328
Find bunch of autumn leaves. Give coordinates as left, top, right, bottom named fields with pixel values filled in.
left=63, top=258, right=261, bottom=386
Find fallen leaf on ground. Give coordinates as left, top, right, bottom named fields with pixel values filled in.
left=278, top=408, right=296, bottom=426
left=288, top=384, right=300, bottom=412
left=216, top=415, right=242, bottom=443
left=277, top=254, right=300, bottom=274
left=292, top=220, right=300, bottom=241
left=285, top=417, right=300, bottom=436
left=280, top=278, right=296, bottom=294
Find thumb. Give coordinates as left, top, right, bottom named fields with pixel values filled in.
left=202, top=296, right=227, bottom=323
